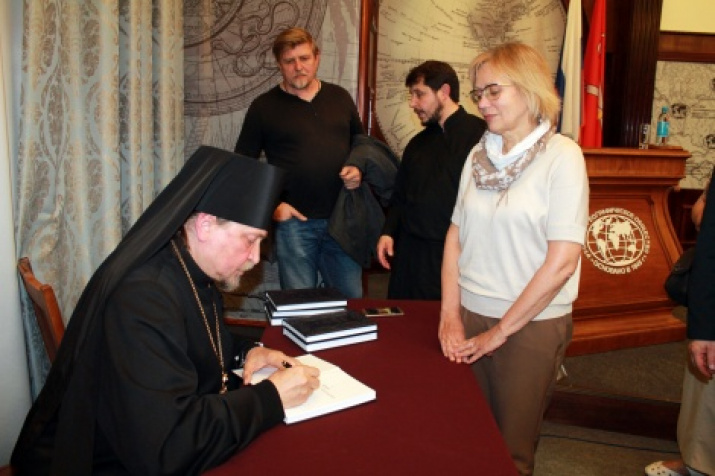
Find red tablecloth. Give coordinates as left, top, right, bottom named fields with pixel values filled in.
left=207, top=299, right=518, bottom=475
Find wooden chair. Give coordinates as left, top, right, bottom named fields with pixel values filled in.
left=17, top=257, right=65, bottom=362
left=0, top=464, right=15, bottom=475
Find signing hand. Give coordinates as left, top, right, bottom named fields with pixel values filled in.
left=269, top=364, right=321, bottom=409
left=241, top=347, right=296, bottom=384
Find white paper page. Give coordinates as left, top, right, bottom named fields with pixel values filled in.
left=233, top=354, right=375, bottom=424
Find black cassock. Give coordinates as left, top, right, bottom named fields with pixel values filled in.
left=92, top=243, right=283, bottom=474
left=383, top=107, right=486, bottom=299
left=12, top=147, right=284, bottom=475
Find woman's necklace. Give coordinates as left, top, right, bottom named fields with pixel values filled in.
left=171, top=240, right=228, bottom=394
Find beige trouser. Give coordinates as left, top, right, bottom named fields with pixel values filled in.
left=462, top=308, right=572, bottom=476
left=678, top=361, right=715, bottom=475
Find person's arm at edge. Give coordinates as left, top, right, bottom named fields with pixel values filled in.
left=691, top=188, right=707, bottom=231
left=687, top=178, right=715, bottom=378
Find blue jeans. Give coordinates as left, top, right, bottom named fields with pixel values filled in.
left=274, top=218, right=363, bottom=298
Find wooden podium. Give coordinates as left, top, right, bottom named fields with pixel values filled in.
left=568, top=147, right=689, bottom=356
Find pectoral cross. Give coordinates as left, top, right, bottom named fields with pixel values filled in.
left=220, top=372, right=229, bottom=394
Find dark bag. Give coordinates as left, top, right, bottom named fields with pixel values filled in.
left=664, top=247, right=696, bottom=306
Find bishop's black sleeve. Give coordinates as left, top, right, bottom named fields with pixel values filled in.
left=97, top=275, right=284, bottom=476
left=688, top=181, right=715, bottom=341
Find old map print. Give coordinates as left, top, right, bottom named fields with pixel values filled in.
left=375, top=0, right=566, bottom=156
left=653, top=61, right=715, bottom=189
left=184, top=0, right=360, bottom=155
left=182, top=0, right=360, bottom=310
left=184, top=0, right=327, bottom=116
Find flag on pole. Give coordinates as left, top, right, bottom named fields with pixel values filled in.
left=556, top=0, right=582, bottom=142
left=581, top=0, right=606, bottom=147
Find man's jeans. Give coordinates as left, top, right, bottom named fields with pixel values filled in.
left=274, top=218, right=363, bottom=298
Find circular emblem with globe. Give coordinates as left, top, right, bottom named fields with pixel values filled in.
left=583, top=208, right=651, bottom=274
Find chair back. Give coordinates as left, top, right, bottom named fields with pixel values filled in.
left=17, top=257, right=65, bottom=362
left=0, top=464, right=15, bottom=475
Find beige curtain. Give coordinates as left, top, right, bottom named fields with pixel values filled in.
left=1, top=1, right=31, bottom=463
left=15, top=0, right=184, bottom=395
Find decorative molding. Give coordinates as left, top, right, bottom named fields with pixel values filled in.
left=659, top=31, right=715, bottom=63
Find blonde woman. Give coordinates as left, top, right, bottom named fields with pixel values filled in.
left=438, top=42, right=589, bottom=475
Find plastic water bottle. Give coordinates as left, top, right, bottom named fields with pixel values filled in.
left=656, top=106, right=670, bottom=145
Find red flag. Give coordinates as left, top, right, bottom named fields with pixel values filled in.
left=581, top=0, right=605, bottom=147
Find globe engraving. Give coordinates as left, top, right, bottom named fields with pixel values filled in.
left=585, top=213, right=647, bottom=268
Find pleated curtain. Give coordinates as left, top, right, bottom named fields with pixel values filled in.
left=14, top=0, right=184, bottom=396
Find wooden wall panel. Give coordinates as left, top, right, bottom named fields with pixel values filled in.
left=659, top=31, right=715, bottom=62
left=604, top=0, right=663, bottom=147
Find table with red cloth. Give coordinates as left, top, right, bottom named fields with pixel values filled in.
left=207, top=299, right=518, bottom=476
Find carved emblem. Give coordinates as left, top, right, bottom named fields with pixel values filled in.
left=583, top=207, right=650, bottom=274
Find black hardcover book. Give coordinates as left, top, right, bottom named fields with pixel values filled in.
left=283, top=326, right=378, bottom=352
left=265, top=287, right=347, bottom=311
left=282, top=309, right=377, bottom=342
left=264, top=303, right=346, bottom=326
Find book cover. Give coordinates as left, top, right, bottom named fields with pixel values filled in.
left=265, top=287, right=347, bottom=311
left=234, top=354, right=376, bottom=424
left=283, top=327, right=377, bottom=352
left=282, top=309, right=377, bottom=342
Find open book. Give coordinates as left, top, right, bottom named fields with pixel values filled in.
left=234, top=354, right=375, bottom=424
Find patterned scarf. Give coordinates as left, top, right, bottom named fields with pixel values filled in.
left=471, top=122, right=555, bottom=193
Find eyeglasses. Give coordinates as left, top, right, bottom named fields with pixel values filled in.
left=469, top=83, right=512, bottom=103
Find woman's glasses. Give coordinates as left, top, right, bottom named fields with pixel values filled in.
left=469, top=83, right=512, bottom=103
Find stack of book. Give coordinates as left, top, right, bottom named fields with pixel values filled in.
left=282, top=308, right=378, bottom=352
left=264, top=287, right=347, bottom=326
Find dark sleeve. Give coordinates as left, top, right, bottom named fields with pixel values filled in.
left=234, top=101, right=263, bottom=158
left=687, top=180, right=715, bottom=341
left=98, top=279, right=284, bottom=475
left=381, top=150, right=409, bottom=237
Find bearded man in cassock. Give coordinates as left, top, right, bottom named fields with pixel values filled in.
left=12, top=146, right=320, bottom=475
